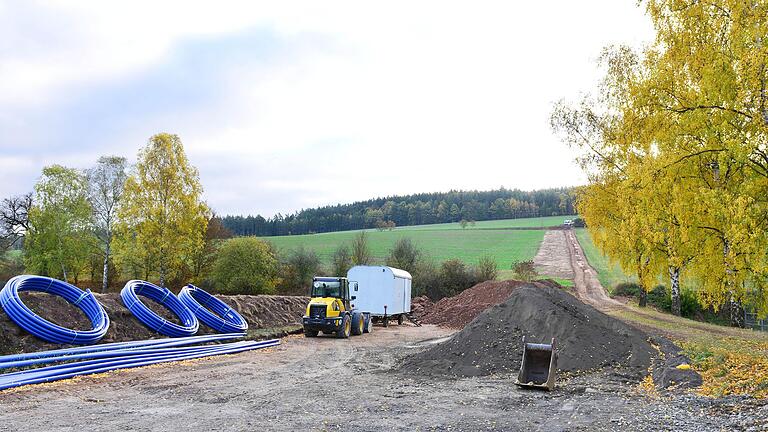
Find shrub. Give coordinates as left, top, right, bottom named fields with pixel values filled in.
left=437, top=258, right=478, bottom=299
left=351, top=232, right=372, bottom=265
left=511, top=260, right=537, bottom=281
left=281, top=246, right=321, bottom=295
left=475, top=255, right=498, bottom=281
left=212, top=237, right=280, bottom=295
left=332, top=243, right=353, bottom=276
left=386, top=238, right=421, bottom=274
left=412, top=259, right=440, bottom=298
left=612, top=282, right=641, bottom=297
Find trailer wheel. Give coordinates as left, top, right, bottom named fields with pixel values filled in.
left=351, top=312, right=364, bottom=336
left=397, top=314, right=404, bottom=325
left=304, top=329, right=318, bottom=337
left=363, top=314, right=372, bottom=334
left=336, top=314, right=351, bottom=338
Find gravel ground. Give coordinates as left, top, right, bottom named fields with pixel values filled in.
left=0, top=324, right=764, bottom=431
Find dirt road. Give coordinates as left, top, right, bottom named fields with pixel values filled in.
left=563, top=229, right=622, bottom=311
left=533, top=230, right=575, bottom=280
left=1, top=324, right=764, bottom=431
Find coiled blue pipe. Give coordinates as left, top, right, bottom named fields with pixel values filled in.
left=0, top=339, right=279, bottom=391
left=178, top=284, right=248, bottom=333
left=121, top=280, right=198, bottom=337
left=0, top=275, right=109, bottom=345
left=0, top=333, right=245, bottom=370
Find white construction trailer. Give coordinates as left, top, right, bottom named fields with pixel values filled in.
left=347, top=265, right=412, bottom=326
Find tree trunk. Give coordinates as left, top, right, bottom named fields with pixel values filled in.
left=101, top=240, right=110, bottom=293
left=638, top=285, right=647, bottom=307
left=61, top=264, right=68, bottom=284
left=730, top=296, right=745, bottom=328
left=670, top=266, right=681, bottom=316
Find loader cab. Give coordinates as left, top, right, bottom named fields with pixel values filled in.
left=311, top=277, right=352, bottom=310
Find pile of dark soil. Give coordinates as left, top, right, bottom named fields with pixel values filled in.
left=419, top=280, right=525, bottom=328
left=401, top=284, right=654, bottom=378
left=0, top=292, right=308, bottom=355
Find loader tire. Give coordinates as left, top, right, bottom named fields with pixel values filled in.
left=363, top=314, right=372, bottom=334
left=351, top=312, right=364, bottom=336
left=336, top=314, right=351, bottom=338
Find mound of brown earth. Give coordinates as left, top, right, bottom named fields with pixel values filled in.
left=401, top=284, right=655, bottom=379
left=410, top=296, right=433, bottom=321
left=0, top=292, right=308, bottom=355
left=419, top=280, right=526, bottom=328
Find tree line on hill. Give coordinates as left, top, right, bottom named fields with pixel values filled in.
left=553, top=0, right=768, bottom=326
left=220, top=188, right=577, bottom=237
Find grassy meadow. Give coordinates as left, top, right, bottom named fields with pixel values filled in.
left=262, top=215, right=577, bottom=269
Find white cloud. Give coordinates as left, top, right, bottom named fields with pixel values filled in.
left=0, top=1, right=655, bottom=216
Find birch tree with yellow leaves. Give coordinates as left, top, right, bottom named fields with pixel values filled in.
left=115, top=133, right=209, bottom=287
left=554, top=0, right=768, bottom=325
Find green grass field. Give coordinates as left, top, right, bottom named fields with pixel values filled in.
left=574, top=228, right=635, bottom=291
left=262, top=215, right=577, bottom=269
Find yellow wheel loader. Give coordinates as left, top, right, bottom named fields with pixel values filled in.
left=302, top=277, right=371, bottom=338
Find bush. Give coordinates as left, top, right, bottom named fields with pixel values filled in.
left=351, top=232, right=372, bottom=265
left=212, top=238, right=280, bottom=294
left=386, top=238, right=421, bottom=274
left=648, top=284, right=671, bottom=310
left=436, top=258, right=478, bottom=299
left=412, top=259, right=440, bottom=298
left=572, top=217, right=585, bottom=227
left=680, top=286, right=701, bottom=318
left=281, top=246, right=321, bottom=295
left=475, top=255, right=498, bottom=281
left=511, top=260, right=538, bottom=281
left=332, top=243, right=352, bottom=276
left=612, top=282, right=642, bottom=297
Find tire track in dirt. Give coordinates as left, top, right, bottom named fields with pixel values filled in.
left=564, top=229, right=623, bottom=312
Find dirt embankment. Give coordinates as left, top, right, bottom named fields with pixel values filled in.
left=0, top=292, right=308, bottom=355
left=401, top=284, right=655, bottom=378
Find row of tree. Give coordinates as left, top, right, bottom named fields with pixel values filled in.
left=553, top=0, right=768, bottom=325
left=221, top=188, right=577, bottom=237
left=0, top=133, right=215, bottom=291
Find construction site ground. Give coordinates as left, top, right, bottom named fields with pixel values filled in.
left=0, top=230, right=766, bottom=431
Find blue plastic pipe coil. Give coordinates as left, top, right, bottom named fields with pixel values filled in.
left=178, top=284, right=248, bottom=333
left=120, top=280, right=199, bottom=337
left=0, top=275, right=110, bottom=345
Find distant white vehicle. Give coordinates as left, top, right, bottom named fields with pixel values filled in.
left=563, top=219, right=574, bottom=227
left=347, top=265, right=412, bottom=326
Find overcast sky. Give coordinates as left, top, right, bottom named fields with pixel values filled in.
left=0, top=1, right=654, bottom=217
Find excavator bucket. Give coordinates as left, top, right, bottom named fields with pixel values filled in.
left=515, top=337, right=557, bottom=391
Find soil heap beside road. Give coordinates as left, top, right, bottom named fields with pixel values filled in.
left=401, top=284, right=654, bottom=378
left=417, top=279, right=526, bottom=328
left=0, top=292, right=308, bottom=355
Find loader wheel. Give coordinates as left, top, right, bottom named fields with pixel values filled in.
left=336, top=314, right=351, bottom=338
left=351, top=312, right=364, bottom=336
left=304, top=329, right=318, bottom=337
left=397, top=314, right=404, bottom=325
left=363, top=315, right=373, bottom=334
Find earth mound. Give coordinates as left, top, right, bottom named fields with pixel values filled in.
left=419, top=279, right=526, bottom=328
left=0, top=292, right=308, bottom=355
left=401, top=284, right=654, bottom=378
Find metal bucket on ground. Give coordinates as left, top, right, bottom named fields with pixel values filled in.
left=515, top=337, right=557, bottom=391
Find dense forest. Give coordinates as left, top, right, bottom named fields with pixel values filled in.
left=221, top=187, right=577, bottom=237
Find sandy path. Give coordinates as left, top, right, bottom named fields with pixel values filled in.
left=533, top=230, right=575, bottom=280
left=564, top=229, right=622, bottom=311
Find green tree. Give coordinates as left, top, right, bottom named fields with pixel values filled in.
left=386, top=237, right=421, bottom=273
left=86, top=156, right=127, bottom=292
left=475, top=255, right=498, bottom=281
left=282, top=246, right=321, bottom=295
left=351, top=231, right=372, bottom=265
left=332, top=243, right=353, bottom=276
left=116, top=133, right=209, bottom=286
left=212, top=237, right=280, bottom=294
left=25, top=165, right=97, bottom=283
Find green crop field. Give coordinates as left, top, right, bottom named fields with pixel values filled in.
left=574, top=228, right=635, bottom=291
left=261, top=215, right=577, bottom=269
